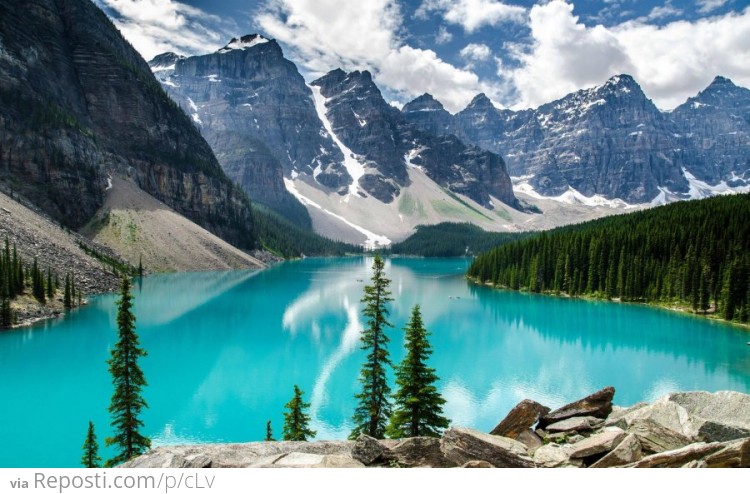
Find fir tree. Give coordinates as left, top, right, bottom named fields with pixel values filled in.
left=386, top=305, right=450, bottom=439
left=46, top=268, right=53, bottom=300
left=105, top=277, right=150, bottom=466
left=81, top=421, right=101, bottom=468
left=64, top=274, right=72, bottom=309
left=282, top=385, right=316, bottom=441
left=1, top=276, right=12, bottom=329
left=350, top=254, right=393, bottom=439
left=265, top=420, right=275, bottom=441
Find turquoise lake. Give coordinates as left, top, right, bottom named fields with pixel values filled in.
left=1, top=256, right=749, bottom=467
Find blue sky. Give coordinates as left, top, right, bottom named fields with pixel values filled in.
left=95, top=0, right=750, bottom=112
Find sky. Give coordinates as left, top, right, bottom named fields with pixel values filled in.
left=94, top=0, right=750, bottom=112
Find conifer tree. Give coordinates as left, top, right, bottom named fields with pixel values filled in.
left=386, top=305, right=450, bottom=439
left=81, top=421, right=101, bottom=468
left=265, top=420, right=275, bottom=441
left=350, top=254, right=393, bottom=439
left=105, top=277, right=150, bottom=466
left=1, top=276, right=12, bottom=329
left=46, top=268, right=53, bottom=300
left=282, top=385, right=316, bottom=441
left=64, top=274, right=72, bottom=309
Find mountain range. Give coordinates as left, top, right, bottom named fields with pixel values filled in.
left=1, top=0, right=748, bottom=256
left=149, top=34, right=749, bottom=245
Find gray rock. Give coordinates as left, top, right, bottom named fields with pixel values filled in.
left=389, top=437, right=456, bottom=468
left=461, top=460, right=495, bottom=468
left=516, top=430, right=544, bottom=455
left=532, top=444, right=583, bottom=468
left=490, top=399, right=550, bottom=439
left=629, top=419, right=692, bottom=454
left=441, top=427, right=535, bottom=468
left=351, top=435, right=389, bottom=466
left=546, top=416, right=604, bottom=433
left=568, top=427, right=626, bottom=459
left=538, top=387, right=615, bottom=429
left=624, top=438, right=750, bottom=468
left=269, top=452, right=364, bottom=468
left=606, top=400, right=696, bottom=438
left=590, top=434, right=642, bottom=468
left=666, top=390, right=750, bottom=441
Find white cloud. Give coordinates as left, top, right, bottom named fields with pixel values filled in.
left=507, top=1, right=750, bottom=110
left=435, top=25, right=453, bottom=44
left=416, top=0, right=527, bottom=32
left=256, top=0, right=500, bottom=112
left=697, top=0, right=730, bottom=14
left=96, top=0, right=230, bottom=60
left=460, top=43, right=492, bottom=61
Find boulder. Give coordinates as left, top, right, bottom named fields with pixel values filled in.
left=538, top=387, right=615, bottom=428
left=461, top=460, right=495, bottom=468
left=606, top=403, right=648, bottom=423
left=605, top=399, right=696, bottom=438
left=590, top=434, right=642, bottom=468
left=700, top=437, right=750, bottom=467
left=351, top=435, right=390, bottom=466
left=269, top=452, right=364, bottom=468
left=441, top=427, right=535, bottom=468
left=629, top=419, right=691, bottom=454
left=490, top=400, right=550, bottom=439
left=533, top=444, right=582, bottom=468
left=516, top=430, right=544, bottom=455
left=389, top=437, right=456, bottom=468
left=625, top=438, right=750, bottom=468
left=568, top=427, right=626, bottom=459
left=546, top=416, right=604, bottom=433
left=667, top=391, right=750, bottom=432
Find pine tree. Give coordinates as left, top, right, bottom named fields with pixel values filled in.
left=81, top=421, right=101, bottom=468
left=282, top=385, right=316, bottom=441
left=350, top=254, right=393, bottom=440
left=1, top=275, right=12, bottom=329
left=64, top=274, right=72, bottom=309
left=46, top=268, right=53, bottom=300
left=105, top=277, right=150, bottom=466
left=265, top=420, right=275, bottom=441
left=386, top=305, right=450, bottom=438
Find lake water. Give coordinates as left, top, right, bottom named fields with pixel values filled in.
left=1, top=257, right=749, bottom=467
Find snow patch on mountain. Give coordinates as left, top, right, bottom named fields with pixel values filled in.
left=284, top=178, right=391, bottom=249
left=683, top=168, right=750, bottom=199
left=512, top=176, right=634, bottom=209
left=309, top=84, right=365, bottom=200
left=217, top=35, right=269, bottom=53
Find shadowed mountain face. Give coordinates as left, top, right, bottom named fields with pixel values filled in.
left=150, top=39, right=520, bottom=217
left=0, top=0, right=255, bottom=247
left=671, top=76, right=750, bottom=184
left=403, top=75, right=750, bottom=204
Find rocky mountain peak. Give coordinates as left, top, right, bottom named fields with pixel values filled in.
left=466, top=93, right=496, bottom=111
left=148, top=52, right=184, bottom=69
left=402, top=93, right=446, bottom=114
left=217, top=34, right=274, bottom=54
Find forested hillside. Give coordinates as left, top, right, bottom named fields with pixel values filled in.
left=390, top=223, right=527, bottom=257
left=253, top=206, right=362, bottom=258
left=468, top=194, right=750, bottom=322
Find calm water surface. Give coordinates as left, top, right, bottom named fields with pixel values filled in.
left=1, top=257, right=749, bottom=467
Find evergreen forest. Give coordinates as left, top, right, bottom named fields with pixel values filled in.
left=468, top=194, right=750, bottom=322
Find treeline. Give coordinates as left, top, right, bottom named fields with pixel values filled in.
left=390, top=222, right=529, bottom=257
left=1, top=238, right=83, bottom=328
left=253, top=205, right=362, bottom=258
left=468, top=194, right=750, bottom=322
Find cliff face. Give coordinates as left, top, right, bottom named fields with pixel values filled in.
left=150, top=35, right=339, bottom=227
left=0, top=0, right=255, bottom=247
left=312, top=69, right=519, bottom=209
left=404, top=75, right=750, bottom=204
left=671, top=76, right=750, bottom=184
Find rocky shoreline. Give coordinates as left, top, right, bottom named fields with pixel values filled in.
left=123, top=387, right=750, bottom=468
